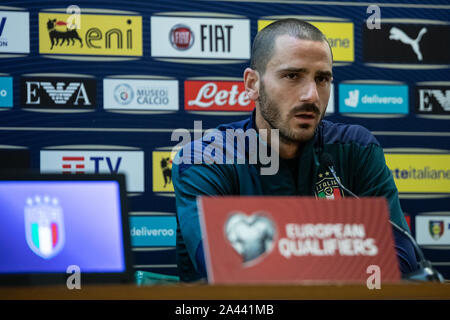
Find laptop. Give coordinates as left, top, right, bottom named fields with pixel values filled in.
left=198, top=196, right=401, bottom=284
left=0, top=174, right=133, bottom=286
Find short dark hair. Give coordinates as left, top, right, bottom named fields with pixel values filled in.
left=250, top=19, right=331, bottom=74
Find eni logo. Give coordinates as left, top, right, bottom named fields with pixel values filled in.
left=39, top=12, right=143, bottom=57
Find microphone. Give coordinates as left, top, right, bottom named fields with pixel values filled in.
left=319, top=152, right=444, bottom=283
left=320, top=153, right=359, bottom=198
left=389, top=220, right=444, bottom=283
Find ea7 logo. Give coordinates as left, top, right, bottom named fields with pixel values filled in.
left=40, top=82, right=89, bottom=105
left=27, top=82, right=90, bottom=105
left=21, top=77, right=96, bottom=108
left=417, top=88, right=450, bottom=114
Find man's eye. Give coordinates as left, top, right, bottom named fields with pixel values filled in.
left=316, top=75, right=331, bottom=84
left=285, top=73, right=299, bottom=80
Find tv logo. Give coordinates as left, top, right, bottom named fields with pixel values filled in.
left=61, top=156, right=121, bottom=174
left=61, top=156, right=85, bottom=174
left=40, top=150, right=144, bottom=192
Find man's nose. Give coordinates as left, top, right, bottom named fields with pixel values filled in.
left=300, top=80, right=320, bottom=104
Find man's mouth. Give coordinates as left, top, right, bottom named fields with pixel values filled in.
left=294, top=112, right=316, bottom=120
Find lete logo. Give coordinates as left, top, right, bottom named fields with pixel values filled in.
left=185, top=81, right=254, bottom=111
left=225, top=212, right=275, bottom=264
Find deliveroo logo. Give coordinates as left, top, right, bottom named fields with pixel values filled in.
left=24, top=196, right=65, bottom=259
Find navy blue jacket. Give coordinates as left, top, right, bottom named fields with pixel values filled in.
left=173, top=111, right=419, bottom=281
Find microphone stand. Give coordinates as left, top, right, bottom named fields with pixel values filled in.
left=327, top=164, right=444, bottom=283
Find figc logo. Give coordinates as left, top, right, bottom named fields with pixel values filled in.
left=24, top=195, right=65, bottom=259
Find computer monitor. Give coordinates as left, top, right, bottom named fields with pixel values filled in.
left=0, top=174, right=133, bottom=286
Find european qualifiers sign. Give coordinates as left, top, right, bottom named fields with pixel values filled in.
left=21, top=77, right=96, bottom=109
left=363, top=23, right=450, bottom=65
left=199, top=197, right=400, bottom=284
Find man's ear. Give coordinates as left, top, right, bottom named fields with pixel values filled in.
left=243, top=67, right=260, bottom=101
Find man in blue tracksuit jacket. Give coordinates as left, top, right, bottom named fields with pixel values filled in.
left=172, top=19, right=419, bottom=281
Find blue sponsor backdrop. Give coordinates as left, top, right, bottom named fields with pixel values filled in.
left=0, top=0, right=449, bottom=278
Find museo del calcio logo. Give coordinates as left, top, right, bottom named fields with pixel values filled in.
left=39, top=11, right=142, bottom=57
left=103, top=78, right=179, bottom=111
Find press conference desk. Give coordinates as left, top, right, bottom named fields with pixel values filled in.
left=1, top=282, right=449, bottom=300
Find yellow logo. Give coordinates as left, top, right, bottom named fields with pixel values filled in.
left=257, top=20, right=354, bottom=62
left=385, top=154, right=450, bottom=193
left=153, top=151, right=174, bottom=193
left=39, top=13, right=142, bottom=56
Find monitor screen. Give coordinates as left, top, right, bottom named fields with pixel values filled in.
left=0, top=175, right=132, bottom=285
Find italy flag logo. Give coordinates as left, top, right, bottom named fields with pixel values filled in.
left=314, top=171, right=344, bottom=200
left=24, top=196, right=65, bottom=259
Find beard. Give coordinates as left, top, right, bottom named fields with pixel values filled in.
left=257, top=80, right=323, bottom=144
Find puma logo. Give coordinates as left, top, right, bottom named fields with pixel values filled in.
left=389, top=26, right=427, bottom=61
